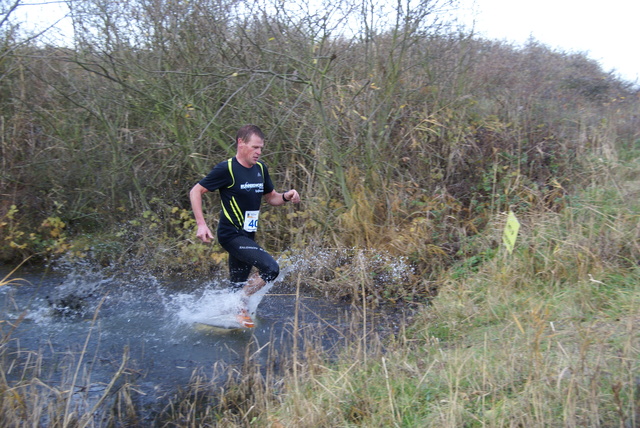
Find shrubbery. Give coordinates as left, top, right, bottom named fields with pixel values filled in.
left=1, top=0, right=638, bottom=295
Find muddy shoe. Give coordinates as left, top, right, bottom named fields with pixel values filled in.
left=236, top=309, right=255, bottom=328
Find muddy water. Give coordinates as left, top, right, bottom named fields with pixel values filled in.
left=0, top=263, right=359, bottom=402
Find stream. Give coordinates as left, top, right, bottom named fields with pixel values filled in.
left=0, top=261, right=368, bottom=413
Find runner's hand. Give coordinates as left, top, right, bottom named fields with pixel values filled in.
left=284, top=189, right=301, bottom=204
left=196, top=224, right=214, bottom=243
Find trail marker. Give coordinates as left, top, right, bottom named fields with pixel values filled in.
left=502, top=211, right=520, bottom=254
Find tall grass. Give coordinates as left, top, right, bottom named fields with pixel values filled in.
left=0, top=151, right=638, bottom=425
left=2, top=0, right=637, bottom=279
left=226, top=154, right=638, bottom=427
left=0, top=1, right=639, bottom=425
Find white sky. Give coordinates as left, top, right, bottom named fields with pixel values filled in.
left=459, top=0, right=639, bottom=85
left=12, top=0, right=640, bottom=85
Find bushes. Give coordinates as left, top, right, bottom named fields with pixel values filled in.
left=1, top=4, right=639, bottom=425
left=1, top=0, right=638, bottom=296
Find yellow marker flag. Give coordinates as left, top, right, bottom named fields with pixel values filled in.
left=502, top=211, right=520, bottom=254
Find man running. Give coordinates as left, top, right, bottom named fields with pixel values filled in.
left=189, top=125, right=301, bottom=327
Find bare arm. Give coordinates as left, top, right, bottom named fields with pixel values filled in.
left=264, top=189, right=301, bottom=206
left=189, top=183, right=215, bottom=243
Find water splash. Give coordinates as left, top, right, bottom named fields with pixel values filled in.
left=170, top=286, right=245, bottom=328
left=166, top=260, right=295, bottom=329
left=46, top=268, right=114, bottom=319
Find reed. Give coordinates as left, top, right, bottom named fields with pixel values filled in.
left=0, top=0, right=639, bottom=425
left=0, top=304, right=141, bottom=427
left=2, top=0, right=636, bottom=281
left=252, top=163, right=639, bottom=426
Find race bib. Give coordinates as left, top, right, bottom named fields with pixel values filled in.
left=243, top=210, right=260, bottom=232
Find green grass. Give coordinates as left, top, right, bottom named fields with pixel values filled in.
left=254, top=159, right=640, bottom=427
left=1, top=0, right=639, bottom=423
left=265, top=266, right=638, bottom=427
left=1, top=154, right=638, bottom=427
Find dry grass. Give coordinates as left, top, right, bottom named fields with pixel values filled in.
left=222, top=155, right=639, bottom=427
left=1, top=0, right=639, bottom=424
left=1, top=150, right=638, bottom=427
left=146, top=173, right=639, bottom=426
left=262, top=198, right=639, bottom=427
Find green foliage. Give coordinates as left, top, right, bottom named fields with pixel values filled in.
left=0, top=205, right=72, bottom=260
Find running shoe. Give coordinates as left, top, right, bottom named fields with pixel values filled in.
left=236, top=309, right=255, bottom=328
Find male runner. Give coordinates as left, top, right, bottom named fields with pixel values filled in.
left=189, top=125, right=301, bottom=327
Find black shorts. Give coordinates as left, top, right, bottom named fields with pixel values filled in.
left=220, top=235, right=279, bottom=287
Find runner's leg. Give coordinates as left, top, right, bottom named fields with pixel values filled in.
left=228, top=254, right=253, bottom=286
left=221, top=236, right=279, bottom=325
left=222, top=235, right=280, bottom=293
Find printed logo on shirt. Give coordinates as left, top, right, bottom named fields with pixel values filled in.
left=240, top=182, right=264, bottom=193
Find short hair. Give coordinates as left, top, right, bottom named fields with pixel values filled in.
left=236, top=124, right=264, bottom=144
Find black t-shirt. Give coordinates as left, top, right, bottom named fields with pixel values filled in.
left=199, top=157, right=274, bottom=244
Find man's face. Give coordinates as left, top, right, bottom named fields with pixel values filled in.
left=237, top=133, right=264, bottom=167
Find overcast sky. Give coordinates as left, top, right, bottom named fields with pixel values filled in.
left=13, top=0, right=640, bottom=85
left=459, top=0, right=639, bottom=84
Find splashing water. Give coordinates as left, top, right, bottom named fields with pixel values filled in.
left=0, top=252, right=405, bottom=420
left=172, top=287, right=245, bottom=328
left=169, top=263, right=294, bottom=329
